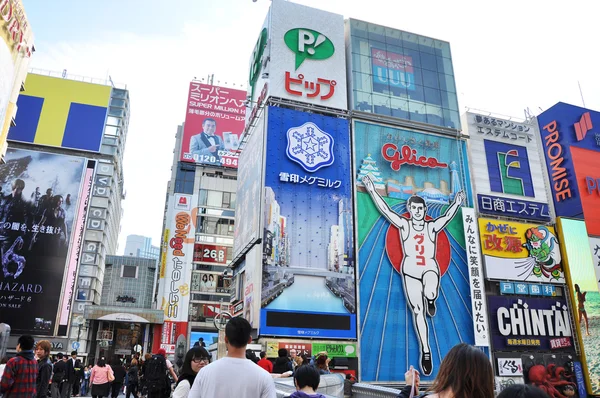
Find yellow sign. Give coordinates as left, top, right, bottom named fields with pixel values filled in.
left=266, top=341, right=278, bottom=358
left=478, top=218, right=564, bottom=283
left=159, top=229, right=169, bottom=279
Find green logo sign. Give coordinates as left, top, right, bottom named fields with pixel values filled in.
left=312, top=343, right=357, bottom=358
left=284, top=28, right=335, bottom=70
left=249, top=28, right=268, bottom=99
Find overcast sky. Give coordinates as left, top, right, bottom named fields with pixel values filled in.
left=24, top=0, right=600, bottom=253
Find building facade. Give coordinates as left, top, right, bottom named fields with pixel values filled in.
left=124, top=234, right=159, bottom=259
left=0, top=0, right=34, bottom=161
left=3, top=71, right=130, bottom=362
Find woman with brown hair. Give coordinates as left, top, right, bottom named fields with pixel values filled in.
left=398, top=343, right=494, bottom=398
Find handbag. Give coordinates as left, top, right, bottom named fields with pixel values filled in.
left=107, top=366, right=115, bottom=382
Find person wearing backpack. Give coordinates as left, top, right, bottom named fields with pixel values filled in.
left=144, top=351, right=170, bottom=398
left=125, top=359, right=139, bottom=398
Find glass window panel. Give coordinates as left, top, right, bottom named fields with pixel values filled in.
left=230, top=193, right=236, bottom=209
left=401, top=31, right=419, bottom=50
left=385, top=27, right=402, bottom=47
left=419, top=52, right=437, bottom=72
left=372, top=93, right=392, bottom=116
left=408, top=100, right=427, bottom=123
left=368, top=23, right=386, bottom=43
left=352, top=72, right=373, bottom=93
left=198, top=190, right=207, bottom=206
left=184, top=180, right=194, bottom=194
left=222, top=192, right=231, bottom=206
left=426, top=104, right=444, bottom=127
left=353, top=90, right=373, bottom=113
left=439, top=42, right=452, bottom=59
left=442, top=108, right=461, bottom=130
left=439, top=73, right=456, bottom=93
left=352, top=53, right=371, bottom=74
left=407, top=84, right=425, bottom=102
left=418, top=36, right=435, bottom=54
left=439, top=57, right=454, bottom=76
left=385, top=43, right=403, bottom=56
left=440, top=91, right=459, bottom=111
left=390, top=96, right=410, bottom=120
left=104, top=126, right=118, bottom=137
left=421, top=69, right=439, bottom=89
left=207, top=191, right=222, bottom=207
left=106, top=116, right=121, bottom=126
left=424, top=87, right=442, bottom=106
left=350, top=19, right=368, bottom=38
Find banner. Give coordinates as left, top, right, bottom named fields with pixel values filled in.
left=260, top=106, right=355, bottom=339
left=311, top=343, right=356, bottom=358
left=0, top=148, right=86, bottom=335
left=479, top=218, right=565, bottom=284
left=354, top=120, right=474, bottom=382
left=556, top=218, right=600, bottom=395
left=180, top=82, right=246, bottom=168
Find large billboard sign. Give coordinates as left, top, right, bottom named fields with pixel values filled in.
left=180, top=82, right=246, bottom=168
left=354, top=120, right=474, bottom=381
left=478, top=218, right=565, bottom=284
left=488, top=296, right=574, bottom=351
left=8, top=74, right=111, bottom=152
left=247, top=0, right=347, bottom=113
left=0, top=148, right=86, bottom=335
left=537, top=103, right=600, bottom=234
left=260, top=106, right=355, bottom=339
left=465, top=112, right=551, bottom=222
left=556, top=218, right=600, bottom=395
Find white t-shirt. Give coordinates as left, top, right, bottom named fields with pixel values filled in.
left=189, top=357, right=276, bottom=398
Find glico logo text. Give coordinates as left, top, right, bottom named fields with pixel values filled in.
left=167, top=212, right=190, bottom=318
left=542, top=120, right=572, bottom=202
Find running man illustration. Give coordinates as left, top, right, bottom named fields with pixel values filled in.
left=574, top=284, right=590, bottom=336
left=362, top=175, right=465, bottom=375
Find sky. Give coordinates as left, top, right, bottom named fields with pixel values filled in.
left=23, top=0, right=600, bottom=253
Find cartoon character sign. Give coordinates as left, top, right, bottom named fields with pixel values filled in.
left=522, top=227, right=562, bottom=280
left=362, top=174, right=465, bottom=375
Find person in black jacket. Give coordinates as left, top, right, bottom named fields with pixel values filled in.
left=52, top=354, right=67, bottom=398
left=35, top=340, right=53, bottom=398
left=110, top=357, right=126, bottom=398
left=63, top=351, right=78, bottom=398
left=125, top=359, right=139, bottom=398
left=272, top=348, right=293, bottom=374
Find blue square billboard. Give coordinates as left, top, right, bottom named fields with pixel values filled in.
left=260, top=106, right=356, bottom=339
left=354, top=121, right=475, bottom=381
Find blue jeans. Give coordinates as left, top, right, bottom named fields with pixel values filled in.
left=81, top=380, right=89, bottom=396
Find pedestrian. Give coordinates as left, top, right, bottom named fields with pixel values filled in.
left=257, top=352, right=273, bottom=373
left=396, top=343, right=494, bottom=398
left=62, top=351, right=78, bottom=398
left=51, top=354, right=67, bottom=398
left=289, top=349, right=298, bottom=371
left=125, top=359, right=139, bottom=398
left=245, top=350, right=259, bottom=364
left=81, top=366, right=90, bottom=397
left=497, top=384, right=551, bottom=398
left=273, top=349, right=293, bottom=374
left=35, top=340, right=53, bottom=398
left=188, top=317, right=276, bottom=397
left=289, top=365, right=327, bottom=398
left=343, top=374, right=357, bottom=398
left=139, top=353, right=152, bottom=398
left=73, top=360, right=83, bottom=396
left=90, top=358, right=113, bottom=398
left=172, top=347, right=209, bottom=398
left=109, top=358, right=126, bottom=398
left=315, top=353, right=330, bottom=375
left=0, top=334, right=38, bottom=398
left=144, top=351, right=170, bottom=398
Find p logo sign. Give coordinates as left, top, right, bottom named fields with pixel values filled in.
left=484, top=140, right=535, bottom=197
left=284, top=28, right=334, bottom=69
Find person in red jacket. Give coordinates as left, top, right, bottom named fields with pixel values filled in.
left=257, top=351, right=273, bottom=373
left=0, top=335, right=38, bottom=398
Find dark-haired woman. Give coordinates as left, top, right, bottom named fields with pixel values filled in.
left=90, top=359, right=113, bottom=398
left=172, top=347, right=210, bottom=398
left=397, top=343, right=494, bottom=398
left=497, top=384, right=551, bottom=398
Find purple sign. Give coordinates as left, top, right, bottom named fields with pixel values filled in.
left=488, top=296, right=574, bottom=351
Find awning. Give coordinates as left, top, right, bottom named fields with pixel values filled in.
left=84, top=305, right=164, bottom=324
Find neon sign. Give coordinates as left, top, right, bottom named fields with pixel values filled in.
left=381, top=143, right=448, bottom=171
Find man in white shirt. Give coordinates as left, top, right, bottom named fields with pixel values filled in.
left=189, top=317, right=276, bottom=398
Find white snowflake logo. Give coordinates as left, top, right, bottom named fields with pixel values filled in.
left=286, top=122, right=335, bottom=172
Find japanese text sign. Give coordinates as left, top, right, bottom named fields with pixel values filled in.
left=497, top=357, right=523, bottom=376
left=479, top=218, right=565, bottom=284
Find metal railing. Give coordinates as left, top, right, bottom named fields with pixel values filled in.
left=28, top=68, right=128, bottom=89
left=274, top=375, right=406, bottom=398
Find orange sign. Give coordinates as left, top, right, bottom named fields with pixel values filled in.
left=572, top=146, right=600, bottom=236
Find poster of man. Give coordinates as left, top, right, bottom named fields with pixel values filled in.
left=0, top=148, right=86, bottom=335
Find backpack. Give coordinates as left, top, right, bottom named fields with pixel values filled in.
left=128, top=366, right=139, bottom=384
left=144, top=355, right=167, bottom=392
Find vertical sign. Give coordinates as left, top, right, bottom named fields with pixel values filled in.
left=462, top=208, right=489, bottom=346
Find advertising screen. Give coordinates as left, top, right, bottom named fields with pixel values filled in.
left=0, top=148, right=86, bottom=335
left=537, top=102, right=600, bottom=224
left=8, top=74, right=111, bottom=152
left=233, top=114, right=265, bottom=259
left=354, top=120, right=474, bottom=381
left=556, top=218, right=600, bottom=395
left=478, top=218, right=565, bottom=284
left=180, top=82, right=246, bottom=168
left=260, top=106, right=355, bottom=339
left=465, top=112, right=551, bottom=222
left=189, top=331, right=218, bottom=348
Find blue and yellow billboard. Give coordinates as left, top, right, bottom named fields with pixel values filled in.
left=8, top=74, right=111, bottom=152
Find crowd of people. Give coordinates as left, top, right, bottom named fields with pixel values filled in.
left=0, top=327, right=560, bottom=398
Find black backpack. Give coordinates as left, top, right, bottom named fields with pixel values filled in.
left=128, top=366, right=139, bottom=384
left=144, top=355, right=167, bottom=392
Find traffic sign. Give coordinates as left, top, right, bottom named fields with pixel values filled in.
left=72, top=342, right=80, bottom=351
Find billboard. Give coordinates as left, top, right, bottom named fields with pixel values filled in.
left=260, top=106, right=355, bottom=339
left=465, top=112, right=551, bottom=222
left=354, top=120, right=474, bottom=381
left=193, top=244, right=228, bottom=265
left=180, top=82, right=246, bottom=168
left=233, top=113, right=265, bottom=259
left=8, top=74, right=111, bottom=152
left=487, top=295, right=574, bottom=351
left=247, top=0, right=347, bottom=113
left=0, top=148, right=86, bottom=335
left=537, top=103, right=600, bottom=233
left=556, top=218, right=600, bottom=395
left=479, top=218, right=565, bottom=284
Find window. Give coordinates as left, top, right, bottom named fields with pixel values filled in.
left=198, top=190, right=236, bottom=209
left=121, top=265, right=138, bottom=278
left=175, top=163, right=195, bottom=194
left=196, top=216, right=235, bottom=236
